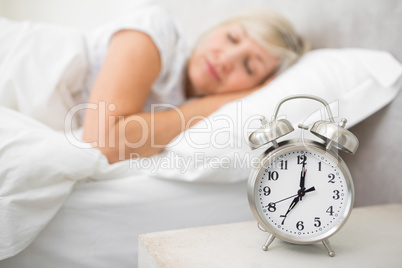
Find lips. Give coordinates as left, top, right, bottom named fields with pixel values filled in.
left=205, top=59, right=220, bottom=81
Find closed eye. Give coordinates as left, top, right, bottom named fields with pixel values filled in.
left=227, top=33, right=239, bottom=44
left=244, top=57, right=253, bottom=75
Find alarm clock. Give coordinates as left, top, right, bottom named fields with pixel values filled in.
left=247, top=94, right=359, bottom=257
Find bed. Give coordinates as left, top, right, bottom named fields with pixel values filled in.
left=0, top=0, right=401, bottom=267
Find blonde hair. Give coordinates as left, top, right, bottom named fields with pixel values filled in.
left=195, top=9, right=309, bottom=76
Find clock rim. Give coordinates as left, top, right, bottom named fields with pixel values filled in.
left=247, top=139, right=355, bottom=244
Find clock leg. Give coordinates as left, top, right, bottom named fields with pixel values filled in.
left=322, top=239, right=335, bottom=257
left=262, top=233, right=276, bottom=251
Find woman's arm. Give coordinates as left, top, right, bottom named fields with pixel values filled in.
left=82, top=30, right=260, bottom=163
left=106, top=90, right=255, bottom=163
left=82, top=29, right=160, bottom=160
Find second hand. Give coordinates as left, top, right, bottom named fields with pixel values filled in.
left=266, top=186, right=316, bottom=207
left=269, top=194, right=298, bottom=206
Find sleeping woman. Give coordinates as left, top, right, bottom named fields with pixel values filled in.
left=81, top=4, right=308, bottom=163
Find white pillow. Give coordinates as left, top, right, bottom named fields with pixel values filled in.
left=129, top=48, right=402, bottom=182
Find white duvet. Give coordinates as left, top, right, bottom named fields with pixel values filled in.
left=0, top=18, right=127, bottom=260
left=1, top=17, right=401, bottom=261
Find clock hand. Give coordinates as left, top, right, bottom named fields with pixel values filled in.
left=279, top=186, right=316, bottom=225
left=266, top=186, right=316, bottom=208
left=299, top=158, right=307, bottom=200
left=304, top=186, right=315, bottom=193
left=270, top=193, right=298, bottom=205
left=300, top=167, right=306, bottom=189
left=280, top=196, right=299, bottom=225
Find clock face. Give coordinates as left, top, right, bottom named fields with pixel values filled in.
left=249, top=141, right=354, bottom=244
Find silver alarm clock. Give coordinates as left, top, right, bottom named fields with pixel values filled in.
left=247, top=94, right=359, bottom=257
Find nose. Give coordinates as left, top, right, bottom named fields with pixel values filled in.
left=216, top=46, right=241, bottom=74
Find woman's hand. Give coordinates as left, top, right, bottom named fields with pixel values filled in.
left=103, top=74, right=274, bottom=163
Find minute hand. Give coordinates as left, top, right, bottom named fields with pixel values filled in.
left=299, top=162, right=307, bottom=200
left=279, top=186, right=315, bottom=225
left=280, top=196, right=299, bottom=225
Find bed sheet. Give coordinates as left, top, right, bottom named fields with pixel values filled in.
left=0, top=174, right=252, bottom=268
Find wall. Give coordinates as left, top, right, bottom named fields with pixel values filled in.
left=1, top=0, right=401, bottom=59
left=0, top=0, right=149, bottom=30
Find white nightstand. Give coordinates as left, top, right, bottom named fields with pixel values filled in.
left=138, top=204, right=402, bottom=268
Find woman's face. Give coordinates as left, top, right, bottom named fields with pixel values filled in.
left=187, top=23, right=279, bottom=96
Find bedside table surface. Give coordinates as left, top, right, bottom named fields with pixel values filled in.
left=139, top=204, right=402, bottom=268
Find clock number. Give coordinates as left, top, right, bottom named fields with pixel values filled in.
left=326, top=206, right=334, bottom=216
left=268, top=171, right=279, bottom=181
left=333, top=190, right=340, bottom=200
left=263, top=186, right=271, bottom=196
left=297, top=155, right=307, bottom=165
left=296, top=221, right=304, bottom=231
left=280, top=160, right=288, bottom=170
left=328, top=173, right=335, bottom=183
left=318, top=161, right=322, bottom=171
left=267, top=202, right=276, bottom=212
left=314, top=217, right=321, bottom=227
